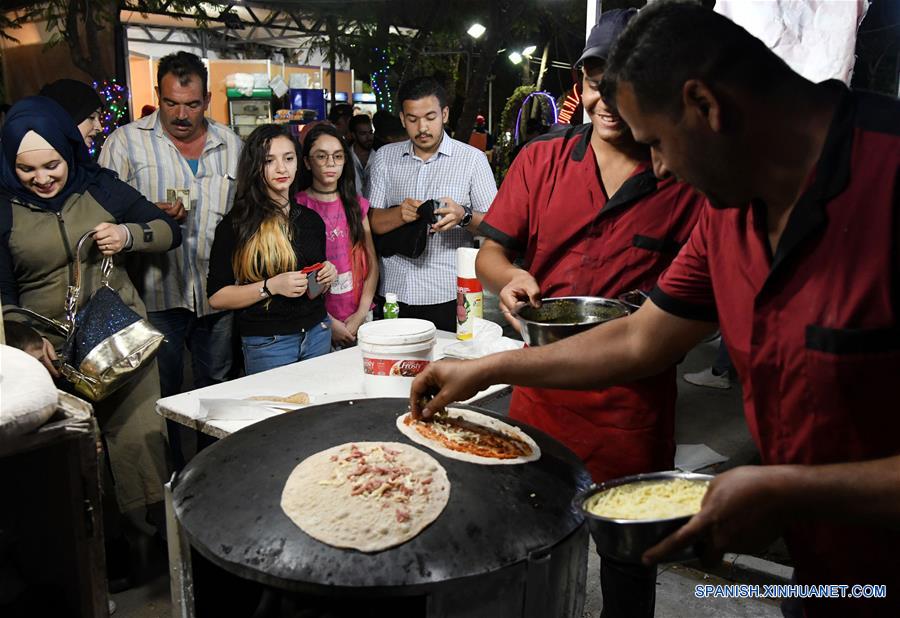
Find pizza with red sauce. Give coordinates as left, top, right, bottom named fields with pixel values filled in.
left=396, top=408, right=541, bottom=465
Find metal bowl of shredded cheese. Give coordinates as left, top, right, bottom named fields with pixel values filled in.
left=574, top=471, right=713, bottom=564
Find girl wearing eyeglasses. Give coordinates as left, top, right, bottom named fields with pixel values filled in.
left=296, top=123, right=378, bottom=348
left=207, top=124, right=337, bottom=374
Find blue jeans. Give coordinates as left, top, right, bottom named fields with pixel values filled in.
left=148, top=308, right=234, bottom=396
left=242, top=318, right=332, bottom=375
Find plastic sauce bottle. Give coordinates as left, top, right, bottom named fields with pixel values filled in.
left=383, top=293, right=400, bottom=319
left=456, top=247, right=483, bottom=340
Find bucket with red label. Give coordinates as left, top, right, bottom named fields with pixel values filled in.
left=357, top=318, right=436, bottom=397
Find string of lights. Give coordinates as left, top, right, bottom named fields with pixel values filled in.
left=90, top=79, right=128, bottom=157
left=370, top=46, right=393, bottom=113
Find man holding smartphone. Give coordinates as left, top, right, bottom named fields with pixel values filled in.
left=367, top=76, right=497, bottom=332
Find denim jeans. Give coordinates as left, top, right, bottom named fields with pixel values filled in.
left=242, top=318, right=332, bottom=375
left=148, top=308, right=234, bottom=397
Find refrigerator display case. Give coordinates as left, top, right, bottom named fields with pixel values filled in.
left=228, top=93, right=273, bottom=139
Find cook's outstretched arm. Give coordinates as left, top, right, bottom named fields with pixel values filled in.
left=410, top=299, right=715, bottom=417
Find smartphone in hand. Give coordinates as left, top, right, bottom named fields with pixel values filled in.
left=301, top=263, right=325, bottom=299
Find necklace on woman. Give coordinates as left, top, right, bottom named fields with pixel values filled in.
left=307, top=186, right=345, bottom=242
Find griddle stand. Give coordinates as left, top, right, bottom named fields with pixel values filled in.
left=166, top=474, right=195, bottom=618
left=165, top=398, right=590, bottom=618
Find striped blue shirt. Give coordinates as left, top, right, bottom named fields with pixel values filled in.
left=368, top=134, right=497, bottom=305
left=98, top=112, right=243, bottom=316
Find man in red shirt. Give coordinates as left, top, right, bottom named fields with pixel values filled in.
left=477, top=10, right=704, bottom=617
left=412, top=3, right=900, bottom=617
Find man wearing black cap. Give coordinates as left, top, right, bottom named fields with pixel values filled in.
left=474, top=10, right=706, bottom=616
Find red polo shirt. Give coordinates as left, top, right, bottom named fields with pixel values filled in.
left=653, top=84, right=900, bottom=616
left=481, top=123, right=704, bottom=482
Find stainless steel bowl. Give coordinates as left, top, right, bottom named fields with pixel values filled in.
left=574, top=471, right=713, bottom=564
left=515, top=296, right=630, bottom=347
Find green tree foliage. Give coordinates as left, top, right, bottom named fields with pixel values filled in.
left=11, top=1, right=226, bottom=81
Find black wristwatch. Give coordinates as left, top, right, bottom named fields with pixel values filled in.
left=260, top=278, right=273, bottom=298
left=458, top=204, right=474, bottom=228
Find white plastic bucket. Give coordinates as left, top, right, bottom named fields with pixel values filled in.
left=357, top=318, right=437, bottom=397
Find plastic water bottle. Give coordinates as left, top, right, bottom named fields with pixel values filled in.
left=383, top=293, right=399, bottom=319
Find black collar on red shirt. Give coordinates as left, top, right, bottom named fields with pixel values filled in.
left=571, top=122, right=592, bottom=161
left=519, top=122, right=659, bottom=219
left=601, top=168, right=659, bottom=216
left=565, top=122, right=659, bottom=215
left=766, top=81, right=853, bottom=284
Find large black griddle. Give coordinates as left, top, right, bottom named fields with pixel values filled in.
left=172, top=398, right=591, bottom=596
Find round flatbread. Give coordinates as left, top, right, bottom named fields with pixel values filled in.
left=281, top=442, right=450, bottom=553
left=396, top=408, right=541, bottom=465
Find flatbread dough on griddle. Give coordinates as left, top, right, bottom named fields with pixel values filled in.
left=281, top=441, right=449, bottom=552
left=396, top=408, right=541, bottom=465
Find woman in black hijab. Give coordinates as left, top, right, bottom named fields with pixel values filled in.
left=39, top=78, right=103, bottom=149
left=0, top=95, right=180, bottom=523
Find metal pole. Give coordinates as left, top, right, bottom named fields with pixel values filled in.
left=586, top=0, right=601, bottom=35
left=328, top=16, right=337, bottom=115
left=584, top=0, right=601, bottom=124
left=165, top=476, right=195, bottom=618
left=535, top=44, right=550, bottom=91
left=465, top=47, right=471, bottom=98
left=488, top=76, right=493, bottom=134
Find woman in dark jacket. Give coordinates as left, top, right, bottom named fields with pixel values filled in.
left=0, top=96, right=181, bottom=515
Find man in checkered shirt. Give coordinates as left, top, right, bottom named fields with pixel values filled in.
left=368, top=76, right=497, bottom=331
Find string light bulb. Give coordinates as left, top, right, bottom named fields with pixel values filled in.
left=90, top=79, right=128, bottom=158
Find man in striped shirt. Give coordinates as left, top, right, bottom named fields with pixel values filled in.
left=100, top=53, right=242, bottom=461
left=368, top=76, right=497, bottom=331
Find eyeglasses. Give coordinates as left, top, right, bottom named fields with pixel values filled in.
left=311, top=152, right=345, bottom=166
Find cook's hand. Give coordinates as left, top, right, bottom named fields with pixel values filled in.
left=317, top=261, right=337, bottom=289
left=409, top=358, right=486, bottom=420
left=268, top=271, right=308, bottom=298
left=642, top=466, right=790, bottom=567
left=93, top=222, right=128, bottom=255
left=432, top=197, right=465, bottom=233
left=156, top=200, right=187, bottom=222
left=400, top=198, right=422, bottom=223
left=330, top=318, right=356, bottom=347
left=499, top=271, right=541, bottom=333
left=40, top=337, right=60, bottom=378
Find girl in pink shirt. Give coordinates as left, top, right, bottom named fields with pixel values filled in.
left=296, top=123, right=378, bottom=347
